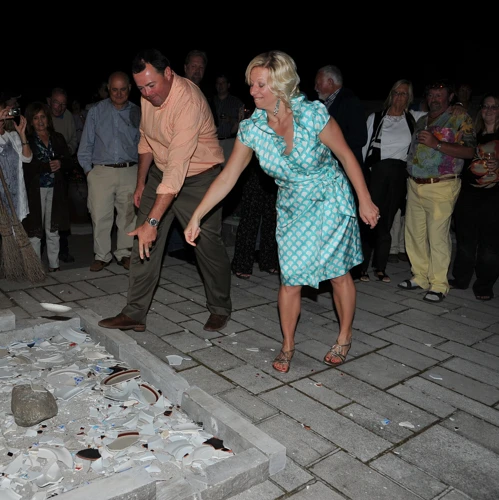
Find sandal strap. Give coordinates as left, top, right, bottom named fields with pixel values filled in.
left=274, top=349, right=295, bottom=364
left=326, top=342, right=351, bottom=363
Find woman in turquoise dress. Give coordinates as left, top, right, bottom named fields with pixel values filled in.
left=185, top=51, right=379, bottom=373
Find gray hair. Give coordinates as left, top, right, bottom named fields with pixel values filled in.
left=318, top=65, right=343, bottom=86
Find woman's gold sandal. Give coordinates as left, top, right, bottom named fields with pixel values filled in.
left=272, top=349, right=295, bottom=373
left=323, top=341, right=351, bottom=366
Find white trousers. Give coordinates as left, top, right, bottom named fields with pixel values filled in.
left=29, top=187, right=59, bottom=269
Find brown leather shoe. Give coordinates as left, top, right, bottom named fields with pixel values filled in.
left=203, top=313, right=230, bottom=332
left=117, top=256, right=130, bottom=270
left=98, top=313, right=146, bottom=332
left=90, top=260, right=110, bottom=272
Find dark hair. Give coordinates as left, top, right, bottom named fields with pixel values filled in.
left=474, top=92, right=499, bottom=135
left=215, top=73, right=231, bottom=84
left=50, top=87, right=68, bottom=98
left=25, top=101, right=54, bottom=134
left=184, top=49, right=208, bottom=67
left=132, top=49, right=170, bottom=75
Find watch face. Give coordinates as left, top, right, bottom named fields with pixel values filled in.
left=147, top=217, right=158, bottom=227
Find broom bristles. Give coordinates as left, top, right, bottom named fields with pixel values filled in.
left=0, top=166, right=46, bottom=284
left=0, top=223, right=26, bottom=281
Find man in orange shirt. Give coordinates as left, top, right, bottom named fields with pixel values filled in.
left=99, top=48, right=232, bottom=332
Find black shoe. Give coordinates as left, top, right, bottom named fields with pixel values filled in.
left=59, top=252, right=75, bottom=263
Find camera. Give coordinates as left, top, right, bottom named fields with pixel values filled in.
left=8, top=107, right=21, bottom=117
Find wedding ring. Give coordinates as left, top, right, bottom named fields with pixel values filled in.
left=377, top=215, right=380, bottom=219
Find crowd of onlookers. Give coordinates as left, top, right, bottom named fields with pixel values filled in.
left=1, top=52, right=497, bottom=304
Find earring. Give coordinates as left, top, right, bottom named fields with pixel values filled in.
left=273, top=99, right=280, bottom=116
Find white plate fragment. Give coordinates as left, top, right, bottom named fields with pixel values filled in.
left=40, top=303, right=72, bottom=313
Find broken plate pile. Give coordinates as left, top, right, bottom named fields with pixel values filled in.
left=0, top=322, right=234, bottom=499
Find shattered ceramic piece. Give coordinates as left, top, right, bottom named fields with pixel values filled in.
left=102, top=369, right=141, bottom=386
left=40, top=303, right=72, bottom=313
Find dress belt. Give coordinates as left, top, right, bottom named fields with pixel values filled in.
left=409, top=174, right=460, bottom=185
left=103, top=162, right=137, bottom=168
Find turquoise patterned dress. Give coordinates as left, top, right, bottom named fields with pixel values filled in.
left=237, top=94, right=362, bottom=288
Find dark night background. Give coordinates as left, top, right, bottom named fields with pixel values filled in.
left=4, top=30, right=496, bottom=111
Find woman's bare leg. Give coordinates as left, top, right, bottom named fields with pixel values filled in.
left=325, top=272, right=355, bottom=363
left=273, top=284, right=302, bottom=372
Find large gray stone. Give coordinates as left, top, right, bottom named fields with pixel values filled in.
left=11, top=384, right=58, bottom=427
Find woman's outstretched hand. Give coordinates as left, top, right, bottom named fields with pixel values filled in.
left=184, top=217, right=201, bottom=247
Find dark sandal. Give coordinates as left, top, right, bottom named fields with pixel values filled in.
left=423, top=291, right=445, bottom=303
left=475, top=294, right=493, bottom=301
left=359, top=271, right=370, bottom=282
left=374, top=270, right=391, bottom=283
left=272, top=349, right=295, bottom=373
left=234, top=272, right=251, bottom=280
left=398, top=279, right=423, bottom=290
left=324, top=341, right=351, bottom=366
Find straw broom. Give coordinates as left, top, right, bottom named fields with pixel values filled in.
left=0, top=164, right=46, bottom=283
left=0, top=193, right=25, bottom=280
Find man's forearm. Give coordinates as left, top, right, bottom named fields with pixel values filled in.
left=149, top=193, right=175, bottom=221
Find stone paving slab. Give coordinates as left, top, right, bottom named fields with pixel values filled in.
left=260, top=386, right=392, bottom=462
left=257, top=414, right=336, bottom=467
left=439, top=410, right=499, bottom=454
left=395, top=425, right=499, bottom=500
left=418, top=366, right=499, bottom=404
left=370, top=452, right=447, bottom=500
left=338, top=352, right=419, bottom=389
left=311, top=450, right=422, bottom=500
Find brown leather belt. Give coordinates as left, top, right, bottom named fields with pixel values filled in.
left=410, top=174, right=460, bottom=184
left=103, top=162, right=137, bottom=168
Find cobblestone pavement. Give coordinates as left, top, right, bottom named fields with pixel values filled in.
left=1, top=235, right=498, bottom=500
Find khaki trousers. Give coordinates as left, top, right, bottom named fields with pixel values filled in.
left=123, top=165, right=232, bottom=323
left=87, top=165, right=137, bottom=262
left=405, top=177, right=461, bottom=294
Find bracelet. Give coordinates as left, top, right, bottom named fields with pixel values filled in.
left=435, top=142, right=442, bottom=151
left=21, top=141, right=29, bottom=146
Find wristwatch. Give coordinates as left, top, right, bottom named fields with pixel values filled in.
left=146, top=217, right=159, bottom=227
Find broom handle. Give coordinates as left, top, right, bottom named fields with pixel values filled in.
left=0, top=163, right=22, bottom=225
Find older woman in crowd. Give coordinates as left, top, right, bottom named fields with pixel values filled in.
left=22, top=102, right=71, bottom=272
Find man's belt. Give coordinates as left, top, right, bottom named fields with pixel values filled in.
left=103, top=162, right=137, bottom=168
left=218, top=134, right=237, bottom=140
left=409, top=174, right=460, bottom=185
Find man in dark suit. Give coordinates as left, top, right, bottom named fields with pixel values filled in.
left=315, top=65, right=368, bottom=280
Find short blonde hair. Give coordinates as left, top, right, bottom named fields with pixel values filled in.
left=245, top=51, right=300, bottom=109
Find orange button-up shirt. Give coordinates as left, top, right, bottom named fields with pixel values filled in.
left=138, top=72, right=224, bottom=195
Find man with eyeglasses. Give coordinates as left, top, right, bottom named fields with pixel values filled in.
left=47, top=87, right=78, bottom=263
left=397, top=80, right=476, bottom=303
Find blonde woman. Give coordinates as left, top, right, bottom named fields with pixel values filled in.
left=185, top=51, right=379, bottom=373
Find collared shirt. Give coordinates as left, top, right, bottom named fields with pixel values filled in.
left=138, top=73, right=223, bottom=196
left=212, top=94, right=244, bottom=139
left=52, top=110, right=78, bottom=156
left=77, top=99, right=141, bottom=174
left=323, top=88, right=341, bottom=111
left=407, top=109, right=476, bottom=178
